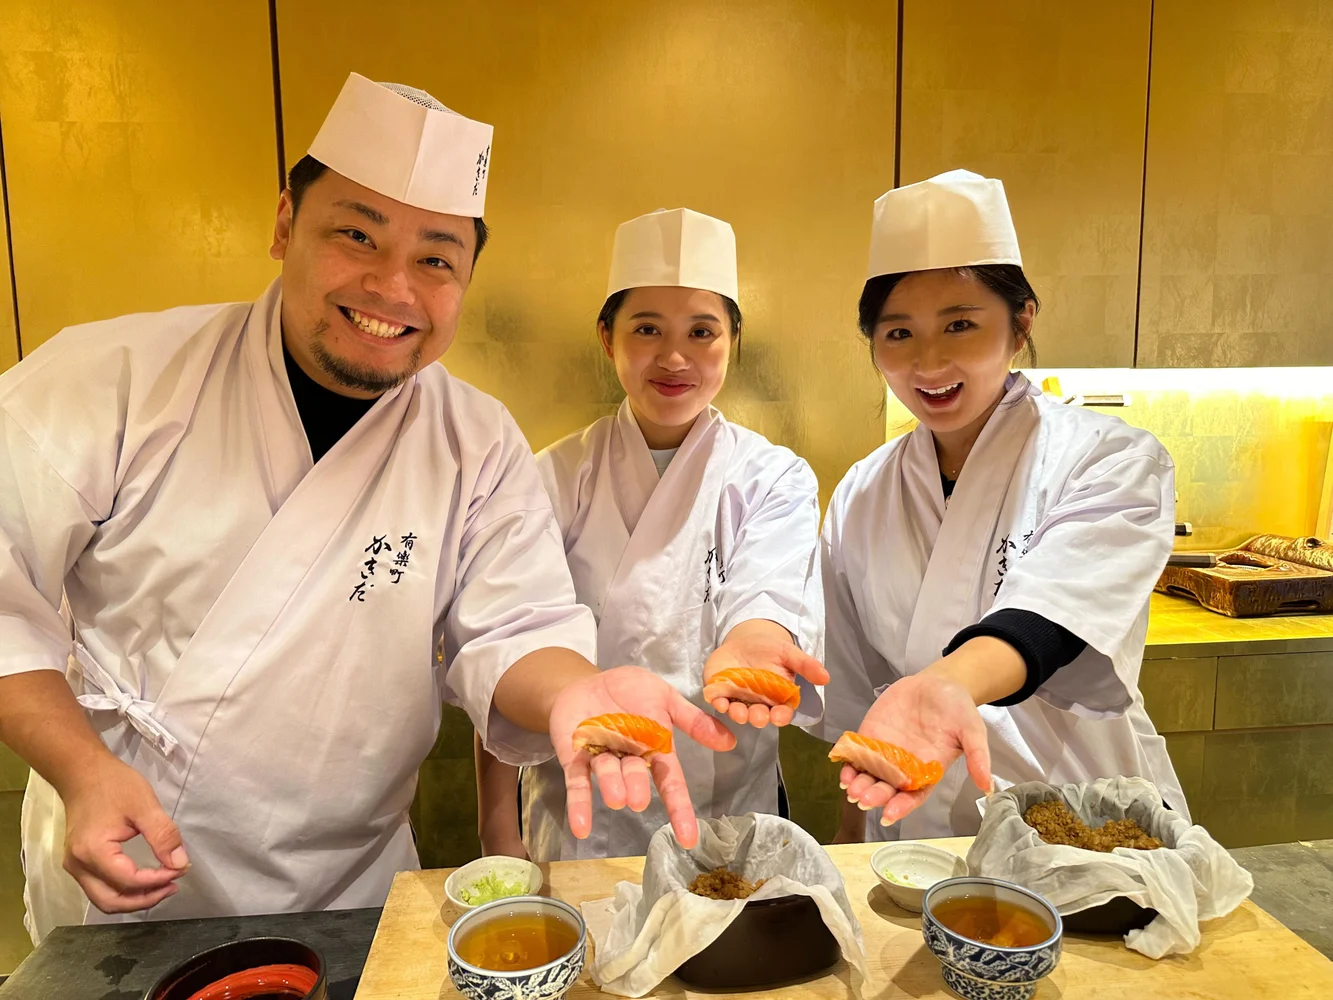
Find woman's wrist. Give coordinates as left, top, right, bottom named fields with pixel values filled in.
left=923, top=636, right=1026, bottom=707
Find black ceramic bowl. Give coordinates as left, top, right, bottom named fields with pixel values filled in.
left=144, top=936, right=326, bottom=1000
left=674, top=894, right=840, bottom=989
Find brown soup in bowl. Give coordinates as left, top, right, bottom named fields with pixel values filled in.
left=931, top=895, right=1053, bottom=949
left=455, top=911, right=580, bottom=972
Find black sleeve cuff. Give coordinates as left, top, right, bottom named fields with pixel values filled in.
left=944, top=608, right=1088, bottom=707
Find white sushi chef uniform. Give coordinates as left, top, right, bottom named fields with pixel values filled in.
left=0, top=73, right=595, bottom=941
left=814, top=171, right=1185, bottom=841
left=521, top=210, right=825, bottom=861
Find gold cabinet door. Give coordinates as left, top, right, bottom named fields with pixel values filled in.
left=898, top=0, right=1153, bottom=369
left=0, top=1, right=280, bottom=354
left=1138, top=0, right=1333, bottom=367
left=274, top=0, right=901, bottom=502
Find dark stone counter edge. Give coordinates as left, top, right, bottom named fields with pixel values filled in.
left=0, top=906, right=381, bottom=1000
left=3, top=841, right=1330, bottom=998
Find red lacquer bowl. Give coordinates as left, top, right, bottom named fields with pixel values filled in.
left=143, top=937, right=326, bottom=1000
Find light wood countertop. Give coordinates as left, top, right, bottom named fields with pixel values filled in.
left=355, top=839, right=1333, bottom=999
left=1144, top=592, right=1333, bottom=658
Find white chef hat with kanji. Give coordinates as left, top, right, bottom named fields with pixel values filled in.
left=607, top=208, right=739, bottom=302
left=867, top=169, right=1022, bottom=279
left=306, top=72, right=492, bottom=218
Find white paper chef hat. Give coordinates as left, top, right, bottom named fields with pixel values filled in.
left=606, top=208, right=739, bottom=303
left=867, top=169, right=1022, bottom=279
left=306, top=72, right=492, bottom=217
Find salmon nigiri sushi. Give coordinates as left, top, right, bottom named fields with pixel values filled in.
left=572, top=713, right=673, bottom=760
left=702, top=667, right=801, bottom=710
left=827, top=731, right=944, bottom=791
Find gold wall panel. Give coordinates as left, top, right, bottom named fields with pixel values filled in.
left=0, top=793, right=28, bottom=974
left=0, top=139, right=17, bottom=373
left=1162, top=732, right=1205, bottom=813
left=1138, top=0, right=1333, bottom=367
left=1197, top=726, right=1333, bottom=848
left=898, top=0, right=1151, bottom=368
left=1215, top=652, right=1333, bottom=730
left=1139, top=656, right=1216, bottom=733
left=0, top=1, right=280, bottom=353
left=276, top=0, right=897, bottom=499
left=1021, top=368, right=1333, bottom=551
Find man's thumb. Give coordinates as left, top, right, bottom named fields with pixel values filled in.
left=137, top=804, right=189, bottom=871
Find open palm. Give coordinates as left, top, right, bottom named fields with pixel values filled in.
left=550, top=665, right=736, bottom=849
left=702, top=633, right=828, bottom=729
left=842, top=671, right=992, bottom=827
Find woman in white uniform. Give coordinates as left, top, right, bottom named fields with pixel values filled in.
left=477, top=208, right=827, bottom=861
left=818, top=170, right=1185, bottom=842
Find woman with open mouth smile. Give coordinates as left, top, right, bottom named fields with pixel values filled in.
left=475, top=208, right=829, bottom=862
left=815, top=170, right=1185, bottom=843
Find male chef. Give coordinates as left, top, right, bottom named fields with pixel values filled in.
left=0, top=73, right=733, bottom=941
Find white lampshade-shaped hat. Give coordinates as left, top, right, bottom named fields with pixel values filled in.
left=866, top=169, right=1022, bottom=279
left=306, top=72, right=492, bottom=218
left=606, top=208, right=739, bottom=303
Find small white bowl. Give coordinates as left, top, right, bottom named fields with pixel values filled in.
left=871, top=843, right=968, bottom=912
left=445, top=855, right=544, bottom=910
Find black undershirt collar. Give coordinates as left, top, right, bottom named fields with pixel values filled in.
left=282, top=343, right=377, bottom=463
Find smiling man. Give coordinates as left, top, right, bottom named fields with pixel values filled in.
left=0, top=74, right=732, bottom=941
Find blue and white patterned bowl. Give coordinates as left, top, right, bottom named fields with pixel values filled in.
left=921, top=877, right=1062, bottom=1000
left=447, top=895, right=587, bottom=1000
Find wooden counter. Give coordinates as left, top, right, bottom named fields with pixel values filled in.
left=1145, top=592, right=1333, bottom=658
left=1136, top=594, right=1333, bottom=848
left=353, top=840, right=1333, bottom=999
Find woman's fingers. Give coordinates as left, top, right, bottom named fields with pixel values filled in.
left=620, top=755, right=652, bottom=812
left=666, top=690, right=737, bottom=753
left=855, top=779, right=897, bottom=810
left=590, top=750, right=627, bottom=810
left=563, top=753, right=594, bottom=839
left=777, top=646, right=830, bottom=686
left=650, top=753, right=700, bottom=849
left=959, top=713, right=994, bottom=795
left=881, top=787, right=932, bottom=826
left=845, top=771, right=877, bottom=802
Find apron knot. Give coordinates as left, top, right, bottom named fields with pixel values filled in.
left=71, top=643, right=179, bottom=759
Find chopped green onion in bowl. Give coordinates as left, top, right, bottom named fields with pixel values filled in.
left=458, top=872, right=528, bottom=907
left=880, top=870, right=920, bottom=888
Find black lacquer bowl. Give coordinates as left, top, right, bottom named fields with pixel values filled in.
left=674, top=894, right=840, bottom=989
left=144, top=936, right=326, bottom=1000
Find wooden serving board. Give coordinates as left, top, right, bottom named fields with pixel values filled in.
left=1157, top=543, right=1333, bottom=617
left=353, top=839, right=1333, bottom=999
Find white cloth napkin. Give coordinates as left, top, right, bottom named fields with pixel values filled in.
left=969, top=776, right=1253, bottom=958
left=581, top=814, right=868, bottom=997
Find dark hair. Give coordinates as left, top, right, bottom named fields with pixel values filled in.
left=286, top=154, right=490, bottom=261
left=597, top=288, right=743, bottom=344
left=856, top=264, right=1039, bottom=366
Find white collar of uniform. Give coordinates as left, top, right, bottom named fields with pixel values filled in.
left=907, top=371, right=1039, bottom=477
left=612, top=400, right=722, bottom=532
left=615, top=398, right=722, bottom=468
